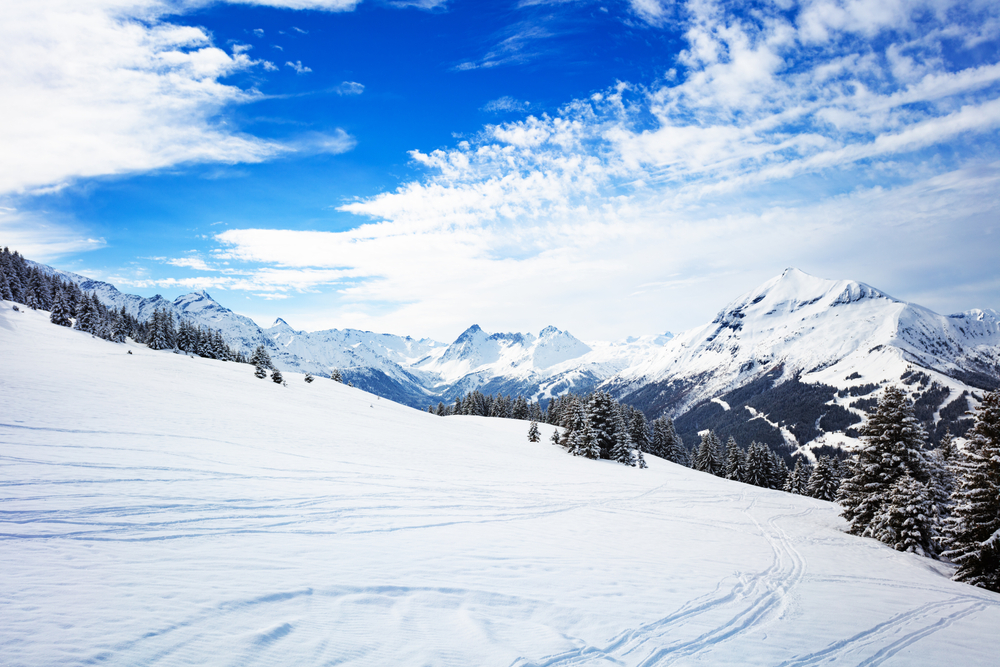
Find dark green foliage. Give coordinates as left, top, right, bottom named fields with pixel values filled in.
left=271, top=368, right=284, bottom=384
left=723, top=436, right=745, bottom=481
left=527, top=421, right=540, bottom=443
left=943, top=390, right=1000, bottom=591
left=869, top=475, right=935, bottom=557
left=693, top=431, right=723, bottom=476
left=838, top=386, right=932, bottom=544
left=254, top=365, right=267, bottom=379
left=819, top=403, right=862, bottom=432
left=807, top=456, right=841, bottom=501
left=783, top=459, right=809, bottom=495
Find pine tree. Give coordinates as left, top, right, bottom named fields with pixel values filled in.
left=527, top=421, right=540, bottom=443
left=587, top=392, right=618, bottom=459
left=943, top=390, right=1000, bottom=591
left=783, top=459, right=809, bottom=495
left=250, top=345, right=273, bottom=369
left=807, top=456, right=841, bottom=501
left=743, top=441, right=772, bottom=488
left=304, top=372, right=314, bottom=383
left=628, top=409, right=651, bottom=454
left=49, top=288, right=73, bottom=327
left=839, top=386, right=930, bottom=539
left=271, top=368, right=284, bottom=384
left=723, top=436, right=745, bottom=481
left=254, top=365, right=268, bottom=379
left=869, top=474, right=935, bottom=557
left=549, top=428, right=562, bottom=447
left=610, top=410, right=636, bottom=466
left=636, top=448, right=648, bottom=469
left=694, top=431, right=723, bottom=476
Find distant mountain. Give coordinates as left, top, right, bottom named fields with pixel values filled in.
left=29, top=261, right=998, bottom=456
left=603, top=268, right=1000, bottom=457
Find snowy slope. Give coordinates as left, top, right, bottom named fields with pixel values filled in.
left=606, top=268, right=1000, bottom=451
left=3, top=301, right=1000, bottom=666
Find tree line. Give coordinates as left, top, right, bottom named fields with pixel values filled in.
left=1, top=247, right=242, bottom=361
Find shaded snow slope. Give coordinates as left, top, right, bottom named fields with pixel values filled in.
left=2, top=302, right=999, bottom=666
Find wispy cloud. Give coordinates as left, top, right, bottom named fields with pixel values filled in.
left=285, top=60, right=312, bottom=74
left=335, top=81, right=365, bottom=95
left=482, top=96, right=530, bottom=113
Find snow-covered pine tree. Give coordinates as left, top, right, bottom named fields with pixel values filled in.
left=587, top=392, right=618, bottom=459
left=694, top=431, right=723, bottom=476
left=527, top=421, right=540, bottom=443
left=271, top=368, right=284, bottom=384
left=743, top=441, right=771, bottom=488
left=768, top=450, right=789, bottom=490
left=868, top=474, right=935, bottom=557
left=636, top=448, right=648, bottom=469
left=783, top=459, right=809, bottom=495
left=549, top=428, right=562, bottom=447
left=806, top=456, right=841, bottom=501
left=723, top=436, right=744, bottom=481
left=628, top=409, right=651, bottom=454
left=254, top=365, right=267, bottom=379
left=250, top=345, right=273, bottom=369
left=838, top=386, right=930, bottom=539
left=75, top=294, right=96, bottom=334
left=610, top=409, right=636, bottom=466
left=304, top=372, right=314, bottom=383
left=943, top=390, right=1000, bottom=591
left=49, top=288, right=73, bottom=327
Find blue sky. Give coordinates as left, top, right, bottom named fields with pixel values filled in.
left=3, top=0, right=999, bottom=341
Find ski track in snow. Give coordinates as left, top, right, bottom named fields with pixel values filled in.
left=514, top=496, right=813, bottom=667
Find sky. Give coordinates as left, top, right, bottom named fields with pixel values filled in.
left=2, top=0, right=999, bottom=342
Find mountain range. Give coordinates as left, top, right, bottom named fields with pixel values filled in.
left=34, top=261, right=1000, bottom=458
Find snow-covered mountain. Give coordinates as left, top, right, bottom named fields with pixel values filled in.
left=605, top=268, right=1000, bottom=456
left=29, top=260, right=999, bottom=455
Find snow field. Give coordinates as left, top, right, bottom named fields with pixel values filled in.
left=2, top=303, right=999, bottom=666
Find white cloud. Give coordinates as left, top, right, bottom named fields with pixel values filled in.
left=0, top=205, right=106, bottom=260
left=253, top=28, right=265, bottom=37
left=629, top=0, right=670, bottom=26
left=335, top=81, right=365, bottom=95
left=482, top=96, right=530, bottom=113
left=202, top=0, right=1000, bottom=338
left=286, top=60, right=313, bottom=73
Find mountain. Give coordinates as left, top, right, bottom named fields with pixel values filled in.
left=605, top=268, right=1000, bottom=456
left=24, top=260, right=999, bottom=455
left=4, top=302, right=999, bottom=665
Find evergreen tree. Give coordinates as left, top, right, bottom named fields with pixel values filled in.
left=869, top=474, right=935, bottom=557
left=610, top=409, right=636, bottom=466
left=250, top=345, right=273, bottom=369
left=694, top=431, right=723, bottom=476
left=723, top=436, right=745, bottom=481
left=271, top=368, right=284, bottom=384
left=254, top=365, right=268, bottom=379
left=783, top=459, right=809, bottom=495
left=807, top=456, right=841, bottom=501
left=769, top=451, right=789, bottom=490
left=628, top=409, right=651, bottom=454
left=743, top=442, right=772, bottom=488
left=49, top=288, right=73, bottom=327
left=839, top=386, right=930, bottom=540
left=527, top=421, right=540, bottom=443
left=549, top=428, right=562, bottom=447
left=304, top=372, right=314, bottom=383
left=943, top=390, right=1000, bottom=591
left=587, top=392, right=618, bottom=459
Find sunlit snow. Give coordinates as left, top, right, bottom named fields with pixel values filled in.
left=2, top=303, right=999, bottom=665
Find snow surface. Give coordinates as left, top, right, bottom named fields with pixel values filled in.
left=3, top=303, right=1000, bottom=665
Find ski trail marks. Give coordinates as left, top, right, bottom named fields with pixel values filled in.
left=778, top=596, right=995, bottom=667
left=513, top=498, right=813, bottom=667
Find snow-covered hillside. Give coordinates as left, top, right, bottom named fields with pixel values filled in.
left=2, top=301, right=1000, bottom=665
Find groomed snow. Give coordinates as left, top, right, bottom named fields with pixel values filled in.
left=2, top=303, right=999, bottom=666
